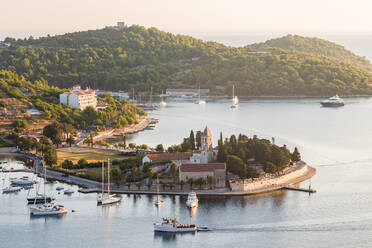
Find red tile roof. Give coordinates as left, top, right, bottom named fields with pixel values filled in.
left=180, top=163, right=226, bottom=172
left=146, top=153, right=191, bottom=162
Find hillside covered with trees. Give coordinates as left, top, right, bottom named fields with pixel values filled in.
left=1, top=25, right=372, bottom=96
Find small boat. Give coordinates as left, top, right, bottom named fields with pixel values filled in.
left=197, top=226, right=211, bottom=231
left=186, top=192, right=198, bottom=208
left=320, top=95, right=345, bottom=107
left=30, top=204, right=68, bottom=216
left=56, top=186, right=64, bottom=191
left=159, top=90, right=167, bottom=107
left=2, top=186, right=22, bottom=193
left=64, top=189, right=75, bottom=195
left=154, top=218, right=197, bottom=233
left=230, top=85, right=239, bottom=109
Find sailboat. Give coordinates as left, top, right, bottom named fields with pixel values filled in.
left=230, top=85, right=239, bottom=109
left=195, top=86, right=206, bottom=105
left=30, top=165, right=67, bottom=216
left=154, top=175, right=163, bottom=206
left=159, top=90, right=167, bottom=108
left=97, top=159, right=121, bottom=205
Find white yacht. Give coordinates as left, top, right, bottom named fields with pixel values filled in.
left=320, top=95, right=345, bottom=107
left=97, top=159, right=121, bottom=205
left=154, top=218, right=197, bottom=233
left=230, top=85, right=239, bottom=109
left=186, top=192, right=198, bottom=208
left=2, top=186, right=22, bottom=193
left=159, top=90, right=167, bottom=107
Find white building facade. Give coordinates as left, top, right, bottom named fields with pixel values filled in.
left=59, top=85, right=97, bottom=110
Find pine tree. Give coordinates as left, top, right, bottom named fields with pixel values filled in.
left=189, top=130, right=195, bottom=150
left=291, top=147, right=301, bottom=162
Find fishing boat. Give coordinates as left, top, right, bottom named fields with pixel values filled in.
left=154, top=175, right=163, bottom=206
left=186, top=192, right=198, bottom=208
left=97, top=160, right=121, bottom=205
left=2, top=186, right=22, bottom=193
left=154, top=218, right=197, bottom=233
left=230, top=85, right=239, bottom=109
left=30, top=166, right=67, bottom=216
left=320, top=95, right=344, bottom=107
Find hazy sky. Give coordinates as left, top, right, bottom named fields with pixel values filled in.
left=2, top=0, right=372, bottom=37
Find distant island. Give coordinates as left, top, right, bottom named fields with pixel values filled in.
left=0, top=24, right=372, bottom=96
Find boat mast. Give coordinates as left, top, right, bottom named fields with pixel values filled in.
left=232, top=85, right=235, bottom=100
left=101, top=161, right=104, bottom=194
left=44, top=164, right=46, bottom=205
left=157, top=175, right=160, bottom=201
left=150, top=87, right=153, bottom=106
left=108, top=158, right=110, bottom=195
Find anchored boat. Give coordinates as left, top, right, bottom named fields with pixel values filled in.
left=186, top=192, right=198, bottom=208
left=97, top=159, right=121, bottom=205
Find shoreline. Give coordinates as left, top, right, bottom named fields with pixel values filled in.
left=0, top=150, right=316, bottom=197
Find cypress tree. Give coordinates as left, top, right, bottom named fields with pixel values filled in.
left=189, top=130, right=195, bottom=150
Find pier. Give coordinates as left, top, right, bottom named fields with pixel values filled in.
left=283, top=186, right=317, bottom=193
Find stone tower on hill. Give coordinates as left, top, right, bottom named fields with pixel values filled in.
left=200, top=126, right=213, bottom=163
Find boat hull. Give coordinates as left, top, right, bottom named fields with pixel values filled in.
left=154, top=225, right=197, bottom=233
left=320, top=102, right=344, bottom=107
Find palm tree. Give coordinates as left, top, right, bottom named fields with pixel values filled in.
left=179, top=180, right=185, bottom=190
left=196, top=178, right=205, bottom=190
left=136, top=182, right=142, bottom=190
left=170, top=162, right=178, bottom=183
left=207, top=176, right=214, bottom=189
left=132, top=167, right=139, bottom=182
left=187, top=178, right=194, bottom=190
left=147, top=167, right=154, bottom=188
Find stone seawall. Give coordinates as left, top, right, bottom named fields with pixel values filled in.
left=230, top=162, right=315, bottom=192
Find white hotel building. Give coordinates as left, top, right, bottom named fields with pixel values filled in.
left=59, top=85, right=97, bottom=110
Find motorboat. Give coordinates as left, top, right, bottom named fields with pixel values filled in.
left=154, top=218, right=197, bottom=233
left=64, top=188, right=75, bottom=195
left=30, top=203, right=68, bottom=216
left=186, top=192, right=198, bottom=208
left=197, top=226, right=211, bottom=231
left=56, top=186, right=64, bottom=191
left=2, top=186, right=22, bottom=193
left=320, top=95, right=345, bottom=107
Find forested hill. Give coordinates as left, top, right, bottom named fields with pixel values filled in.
left=1, top=26, right=372, bottom=96
left=249, top=35, right=372, bottom=72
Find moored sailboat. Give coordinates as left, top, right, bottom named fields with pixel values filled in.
left=97, top=159, right=121, bottom=205
left=230, top=85, right=239, bottom=109
left=154, top=175, right=163, bottom=206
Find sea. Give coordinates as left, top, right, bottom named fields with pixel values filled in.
left=1, top=33, right=372, bottom=247
left=2, top=98, right=372, bottom=247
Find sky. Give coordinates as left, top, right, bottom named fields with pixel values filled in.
left=2, top=0, right=372, bottom=39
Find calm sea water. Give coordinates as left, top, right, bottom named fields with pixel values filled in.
left=2, top=98, right=372, bottom=247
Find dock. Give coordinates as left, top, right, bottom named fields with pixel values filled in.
left=283, top=186, right=317, bottom=193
